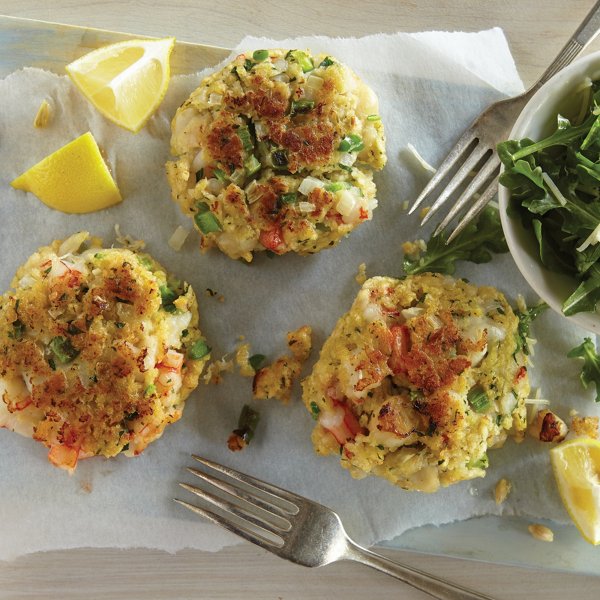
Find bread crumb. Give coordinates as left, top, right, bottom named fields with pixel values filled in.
left=355, top=262, right=367, bottom=285
left=202, top=355, right=234, bottom=385
left=287, top=325, right=312, bottom=362
left=528, top=524, right=554, bottom=542
left=494, top=478, right=511, bottom=505
left=571, top=415, right=599, bottom=439
left=235, top=342, right=255, bottom=377
left=34, top=99, right=52, bottom=128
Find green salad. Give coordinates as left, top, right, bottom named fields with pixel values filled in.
left=498, top=79, right=600, bottom=316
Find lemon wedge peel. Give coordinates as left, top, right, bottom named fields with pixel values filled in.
left=11, top=131, right=122, bottom=214
left=550, top=436, right=600, bottom=545
left=66, top=37, right=175, bottom=133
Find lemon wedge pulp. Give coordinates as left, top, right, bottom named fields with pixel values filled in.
left=11, top=131, right=122, bottom=214
left=550, top=437, right=600, bottom=545
left=66, top=37, right=175, bottom=133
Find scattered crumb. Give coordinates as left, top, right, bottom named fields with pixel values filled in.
left=80, top=481, right=93, bottom=494
left=253, top=325, right=312, bottom=403
left=571, top=415, right=599, bottom=439
left=528, top=524, right=554, bottom=542
left=569, top=408, right=579, bottom=417
left=34, top=99, right=52, bottom=128
left=235, top=342, right=255, bottom=377
left=419, top=206, right=430, bottom=220
left=401, top=199, right=409, bottom=211
left=227, top=431, right=247, bottom=451
left=287, top=325, right=312, bottom=362
left=205, top=288, right=225, bottom=302
left=355, top=262, right=367, bottom=285
left=114, top=224, right=145, bottom=251
left=202, top=354, right=234, bottom=385
left=401, top=239, right=426, bottom=260
left=528, top=409, right=568, bottom=442
left=494, top=478, right=512, bottom=505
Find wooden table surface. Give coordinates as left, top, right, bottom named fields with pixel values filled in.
left=1, top=1, right=599, bottom=598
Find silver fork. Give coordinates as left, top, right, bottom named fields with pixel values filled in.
left=176, top=455, right=495, bottom=600
left=409, top=0, right=600, bottom=243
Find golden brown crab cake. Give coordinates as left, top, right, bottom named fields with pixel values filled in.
left=302, top=274, right=529, bottom=493
left=0, top=232, right=210, bottom=473
left=166, top=48, right=386, bottom=261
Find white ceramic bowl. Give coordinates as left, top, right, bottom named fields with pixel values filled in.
left=498, top=51, right=600, bottom=334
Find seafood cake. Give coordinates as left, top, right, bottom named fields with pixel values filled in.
left=0, top=232, right=209, bottom=472
left=302, top=274, right=529, bottom=492
left=167, top=48, right=386, bottom=261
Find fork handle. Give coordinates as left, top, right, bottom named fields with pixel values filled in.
left=535, top=0, right=600, bottom=88
left=345, top=541, right=496, bottom=600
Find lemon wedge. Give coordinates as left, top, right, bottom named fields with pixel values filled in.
left=11, top=131, right=122, bottom=213
left=550, top=436, right=600, bottom=545
left=66, top=37, right=175, bottom=133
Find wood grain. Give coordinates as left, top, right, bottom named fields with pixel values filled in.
left=0, top=1, right=599, bottom=598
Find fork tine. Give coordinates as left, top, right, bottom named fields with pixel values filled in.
left=446, top=179, right=499, bottom=244
left=432, top=155, right=500, bottom=236
left=420, top=142, right=490, bottom=225
left=408, top=128, right=477, bottom=215
left=174, top=498, right=282, bottom=550
left=178, top=481, right=291, bottom=535
left=186, top=466, right=293, bottom=520
left=192, top=454, right=301, bottom=512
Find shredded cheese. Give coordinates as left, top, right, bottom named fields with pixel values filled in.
left=576, top=221, right=600, bottom=252
left=541, top=172, right=567, bottom=206
left=407, top=143, right=436, bottom=175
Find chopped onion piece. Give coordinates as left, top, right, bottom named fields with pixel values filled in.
left=273, top=58, right=287, bottom=71
left=245, top=179, right=263, bottom=204
left=192, top=151, right=207, bottom=173
left=298, top=176, right=325, bottom=196
left=338, top=152, right=356, bottom=167
left=206, top=178, right=224, bottom=195
left=542, top=172, right=567, bottom=207
left=168, top=226, right=190, bottom=251
left=208, top=93, right=222, bottom=105
left=229, top=169, right=246, bottom=186
left=577, top=221, right=600, bottom=252
left=407, top=143, right=436, bottom=175
left=271, top=73, right=290, bottom=83
left=298, top=201, right=316, bottom=213
left=254, top=120, right=268, bottom=140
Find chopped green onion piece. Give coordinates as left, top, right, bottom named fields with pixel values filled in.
left=137, top=255, right=154, bottom=270
left=324, top=181, right=352, bottom=192
left=8, top=319, right=25, bottom=340
left=467, top=386, right=490, bottom=413
left=310, top=401, right=320, bottom=420
left=67, top=322, right=83, bottom=335
left=49, top=336, right=80, bottom=364
left=290, top=50, right=314, bottom=72
left=244, top=154, right=261, bottom=177
left=94, top=252, right=105, bottom=259
left=319, top=57, right=334, bottom=68
left=338, top=163, right=352, bottom=172
left=213, top=168, right=227, bottom=183
left=195, top=168, right=204, bottom=181
left=237, top=127, right=254, bottom=152
left=252, top=49, right=269, bottom=62
left=144, top=384, right=156, bottom=396
left=159, top=284, right=178, bottom=306
left=231, top=404, right=261, bottom=445
left=243, top=58, right=255, bottom=71
left=366, top=114, right=381, bottom=121
left=468, top=453, right=489, bottom=469
left=181, top=328, right=189, bottom=338
left=115, top=322, right=125, bottom=329
left=279, top=192, right=298, bottom=205
left=338, top=134, right=364, bottom=153
left=291, top=99, right=315, bottom=115
left=249, top=353, right=266, bottom=371
left=195, top=211, right=222, bottom=234
left=189, top=339, right=211, bottom=360
left=271, top=149, right=288, bottom=167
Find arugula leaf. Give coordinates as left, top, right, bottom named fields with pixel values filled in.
left=402, top=206, right=508, bottom=276
left=514, top=301, right=548, bottom=355
left=563, top=264, right=600, bottom=315
left=567, top=337, right=600, bottom=402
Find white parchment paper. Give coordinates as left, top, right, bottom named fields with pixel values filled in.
left=0, top=29, right=597, bottom=561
